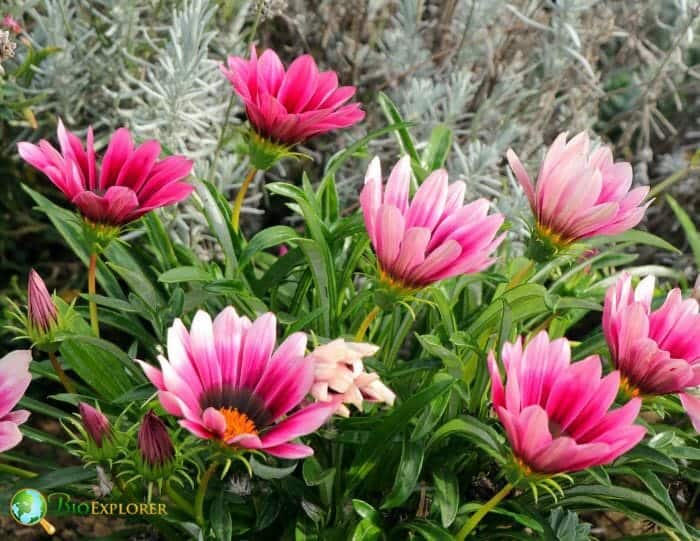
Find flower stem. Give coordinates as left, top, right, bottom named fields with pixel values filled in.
left=195, top=463, right=218, bottom=527
left=166, top=481, right=196, bottom=518
left=88, top=252, right=100, bottom=337
left=231, top=167, right=257, bottom=232
left=355, top=305, right=381, bottom=341
left=48, top=352, right=76, bottom=394
left=455, top=483, right=513, bottom=540
left=0, top=462, right=38, bottom=478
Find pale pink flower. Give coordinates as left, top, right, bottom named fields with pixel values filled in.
left=18, top=121, right=193, bottom=226
left=360, top=156, right=504, bottom=291
left=309, top=339, right=395, bottom=417
left=27, top=269, right=58, bottom=332
left=488, top=332, right=645, bottom=475
left=0, top=350, right=32, bottom=453
left=136, top=308, right=340, bottom=459
left=2, top=15, right=21, bottom=34
left=221, top=46, right=364, bottom=146
left=507, top=132, right=649, bottom=246
left=603, top=273, right=700, bottom=431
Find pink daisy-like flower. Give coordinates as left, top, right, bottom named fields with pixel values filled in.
left=136, top=307, right=340, bottom=459
left=18, top=121, right=193, bottom=226
left=360, top=155, right=505, bottom=291
left=603, top=272, right=700, bottom=431
left=0, top=350, right=32, bottom=453
left=488, top=332, right=645, bottom=475
left=221, top=46, right=364, bottom=147
left=507, top=132, right=649, bottom=246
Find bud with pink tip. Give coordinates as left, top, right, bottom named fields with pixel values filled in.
left=27, top=269, right=58, bottom=333
left=79, top=402, right=111, bottom=448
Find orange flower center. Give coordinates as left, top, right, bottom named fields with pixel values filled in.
left=620, top=376, right=641, bottom=398
left=219, top=408, right=257, bottom=441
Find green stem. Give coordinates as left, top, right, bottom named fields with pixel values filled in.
left=195, top=463, right=218, bottom=527
left=455, top=483, right=513, bottom=540
left=0, top=462, right=38, bottom=478
left=231, top=167, right=257, bottom=232
left=247, top=1, right=264, bottom=47
left=166, top=481, right=196, bottom=518
left=88, top=252, right=100, bottom=337
left=208, top=94, right=236, bottom=182
left=48, top=351, right=77, bottom=394
left=648, top=166, right=697, bottom=200
left=354, top=305, right=381, bottom=341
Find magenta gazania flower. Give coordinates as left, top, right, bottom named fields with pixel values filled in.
left=18, top=121, right=194, bottom=227
left=488, top=332, right=645, bottom=475
left=603, top=273, right=700, bottom=431
left=27, top=269, right=58, bottom=333
left=360, top=156, right=505, bottom=292
left=136, top=307, right=340, bottom=459
left=79, top=402, right=111, bottom=448
left=0, top=350, right=32, bottom=453
left=221, top=46, right=364, bottom=149
left=507, top=132, right=649, bottom=247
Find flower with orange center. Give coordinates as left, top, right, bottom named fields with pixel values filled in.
left=136, top=307, right=341, bottom=459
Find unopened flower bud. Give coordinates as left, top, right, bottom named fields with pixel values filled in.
left=2, top=15, right=21, bottom=34
left=138, top=411, right=174, bottom=467
left=79, top=402, right=111, bottom=448
left=27, top=269, right=58, bottom=333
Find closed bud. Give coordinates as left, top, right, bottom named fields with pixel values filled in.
left=27, top=269, right=58, bottom=333
left=138, top=411, right=174, bottom=467
left=79, top=402, right=111, bottom=448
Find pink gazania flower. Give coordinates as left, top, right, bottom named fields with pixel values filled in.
left=2, top=15, right=21, bottom=34
left=0, top=350, right=32, bottom=453
left=221, top=46, right=364, bottom=147
left=308, top=339, right=395, bottom=417
left=18, top=121, right=194, bottom=226
left=507, top=132, right=649, bottom=247
left=488, top=332, right=645, bottom=475
left=603, top=273, right=700, bottom=431
left=360, top=156, right=505, bottom=292
left=136, top=308, right=340, bottom=459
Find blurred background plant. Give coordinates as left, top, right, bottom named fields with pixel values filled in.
left=1, top=0, right=700, bottom=538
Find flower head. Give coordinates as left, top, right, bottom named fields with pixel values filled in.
left=2, top=15, right=21, bottom=34
left=309, top=339, right=395, bottom=417
left=27, top=269, right=58, bottom=333
left=18, top=121, right=194, bottom=227
left=603, top=273, right=700, bottom=431
left=79, top=402, right=111, bottom=448
left=0, top=350, right=32, bottom=453
left=488, top=332, right=645, bottom=476
left=360, top=156, right=504, bottom=292
left=507, top=132, right=649, bottom=248
left=138, top=411, right=175, bottom=467
left=221, top=46, right=364, bottom=165
left=136, top=308, right=340, bottom=459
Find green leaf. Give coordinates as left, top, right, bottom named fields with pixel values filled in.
left=466, top=284, right=548, bottom=338
left=396, top=519, right=454, bottom=541
left=297, top=239, right=337, bottom=336
left=18, top=467, right=95, bottom=490
left=210, top=491, right=233, bottom=541
left=302, top=457, right=335, bottom=487
left=666, top=195, right=700, bottom=266
left=432, top=468, right=459, bottom=527
left=421, top=125, right=452, bottom=172
left=143, top=212, right=178, bottom=270
left=352, top=519, right=383, bottom=541
left=381, top=439, right=424, bottom=509
left=428, top=416, right=504, bottom=462
left=377, top=92, right=424, bottom=180
left=591, top=229, right=679, bottom=254
left=240, top=226, right=299, bottom=267
left=250, top=457, right=297, bottom=480
left=59, top=337, right=143, bottom=400
left=18, top=397, right=68, bottom=419
left=352, top=500, right=381, bottom=523
left=349, top=379, right=453, bottom=487
left=196, top=180, right=239, bottom=279
left=158, top=265, right=213, bottom=283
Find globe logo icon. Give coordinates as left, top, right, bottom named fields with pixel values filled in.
left=9, top=489, right=55, bottom=534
